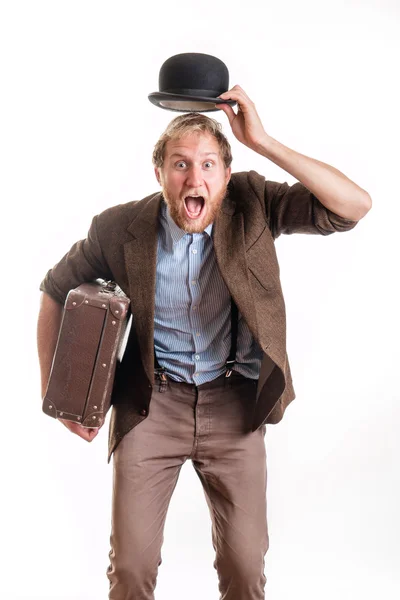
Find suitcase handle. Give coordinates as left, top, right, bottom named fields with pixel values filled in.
left=103, top=280, right=117, bottom=292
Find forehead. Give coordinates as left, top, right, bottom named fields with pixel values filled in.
left=165, top=132, right=221, bottom=160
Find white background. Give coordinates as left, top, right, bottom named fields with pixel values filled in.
left=1, top=1, right=399, bottom=599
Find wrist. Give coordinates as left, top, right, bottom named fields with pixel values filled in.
left=253, top=133, right=276, bottom=158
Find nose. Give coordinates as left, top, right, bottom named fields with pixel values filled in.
left=186, top=164, right=203, bottom=188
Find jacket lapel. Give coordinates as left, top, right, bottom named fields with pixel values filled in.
left=213, top=198, right=259, bottom=341
left=123, top=193, right=161, bottom=383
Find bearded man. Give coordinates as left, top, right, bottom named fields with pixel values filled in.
left=37, top=85, right=371, bottom=600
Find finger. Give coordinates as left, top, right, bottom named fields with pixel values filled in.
left=87, top=427, right=99, bottom=439
left=59, top=418, right=99, bottom=441
left=60, top=419, right=82, bottom=434
left=215, top=103, right=236, bottom=125
left=77, top=425, right=99, bottom=438
left=78, top=428, right=99, bottom=442
left=231, top=85, right=253, bottom=103
left=219, top=89, right=253, bottom=113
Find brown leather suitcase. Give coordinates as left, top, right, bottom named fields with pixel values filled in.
left=43, top=280, right=131, bottom=428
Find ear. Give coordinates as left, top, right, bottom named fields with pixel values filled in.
left=154, top=167, right=162, bottom=186
left=225, top=166, right=231, bottom=185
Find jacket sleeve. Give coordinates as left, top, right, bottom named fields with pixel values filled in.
left=39, top=214, right=114, bottom=304
left=248, top=170, right=359, bottom=240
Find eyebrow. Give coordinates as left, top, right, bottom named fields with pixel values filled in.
left=169, top=152, right=219, bottom=159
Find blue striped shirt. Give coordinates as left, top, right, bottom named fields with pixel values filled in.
left=154, top=200, right=263, bottom=384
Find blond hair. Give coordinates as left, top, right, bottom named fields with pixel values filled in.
left=152, top=113, right=232, bottom=169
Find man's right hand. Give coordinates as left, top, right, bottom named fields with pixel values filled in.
left=58, top=418, right=100, bottom=442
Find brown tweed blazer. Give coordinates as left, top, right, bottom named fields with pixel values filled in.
left=40, top=170, right=358, bottom=461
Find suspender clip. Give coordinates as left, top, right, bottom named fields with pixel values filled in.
left=155, top=367, right=168, bottom=393
left=225, top=298, right=238, bottom=378
left=225, top=360, right=235, bottom=378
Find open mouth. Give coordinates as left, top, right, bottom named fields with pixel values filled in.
left=184, top=195, right=205, bottom=219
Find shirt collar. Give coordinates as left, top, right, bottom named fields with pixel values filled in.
left=161, top=199, right=213, bottom=243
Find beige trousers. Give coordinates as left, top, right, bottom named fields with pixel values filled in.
left=107, top=371, right=269, bottom=599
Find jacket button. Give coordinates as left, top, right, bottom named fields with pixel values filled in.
left=140, top=409, right=148, bottom=416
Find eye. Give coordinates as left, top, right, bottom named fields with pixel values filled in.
left=175, top=161, right=187, bottom=168
left=204, top=161, right=214, bottom=169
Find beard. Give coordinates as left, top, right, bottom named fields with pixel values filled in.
left=161, top=182, right=229, bottom=234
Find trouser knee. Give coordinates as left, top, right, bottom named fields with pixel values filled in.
left=107, top=556, right=161, bottom=600
left=216, top=546, right=268, bottom=598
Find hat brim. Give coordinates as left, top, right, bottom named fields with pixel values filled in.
left=148, top=91, right=237, bottom=113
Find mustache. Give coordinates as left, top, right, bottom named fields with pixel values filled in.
left=160, top=185, right=229, bottom=206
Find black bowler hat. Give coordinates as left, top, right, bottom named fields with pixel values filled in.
left=148, top=52, right=237, bottom=113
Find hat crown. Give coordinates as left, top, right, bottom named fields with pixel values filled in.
left=159, top=53, right=229, bottom=97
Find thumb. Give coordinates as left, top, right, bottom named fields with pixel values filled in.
left=215, top=102, right=236, bottom=124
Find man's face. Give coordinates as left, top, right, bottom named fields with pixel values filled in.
left=154, top=132, right=231, bottom=233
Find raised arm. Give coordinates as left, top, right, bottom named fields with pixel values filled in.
left=217, top=85, right=372, bottom=222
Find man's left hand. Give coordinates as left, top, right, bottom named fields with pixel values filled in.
left=216, top=85, right=268, bottom=151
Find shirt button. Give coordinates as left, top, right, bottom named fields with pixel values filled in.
left=196, top=332, right=200, bottom=336
left=194, top=373, right=198, bottom=377
left=195, top=355, right=200, bottom=360
left=192, top=306, right=197, bottom=310
left=191, top=280, right=197, bottom=285
left=140, top=409, right=148, bottom=416
left=192, top=248, right=198, bottom=254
